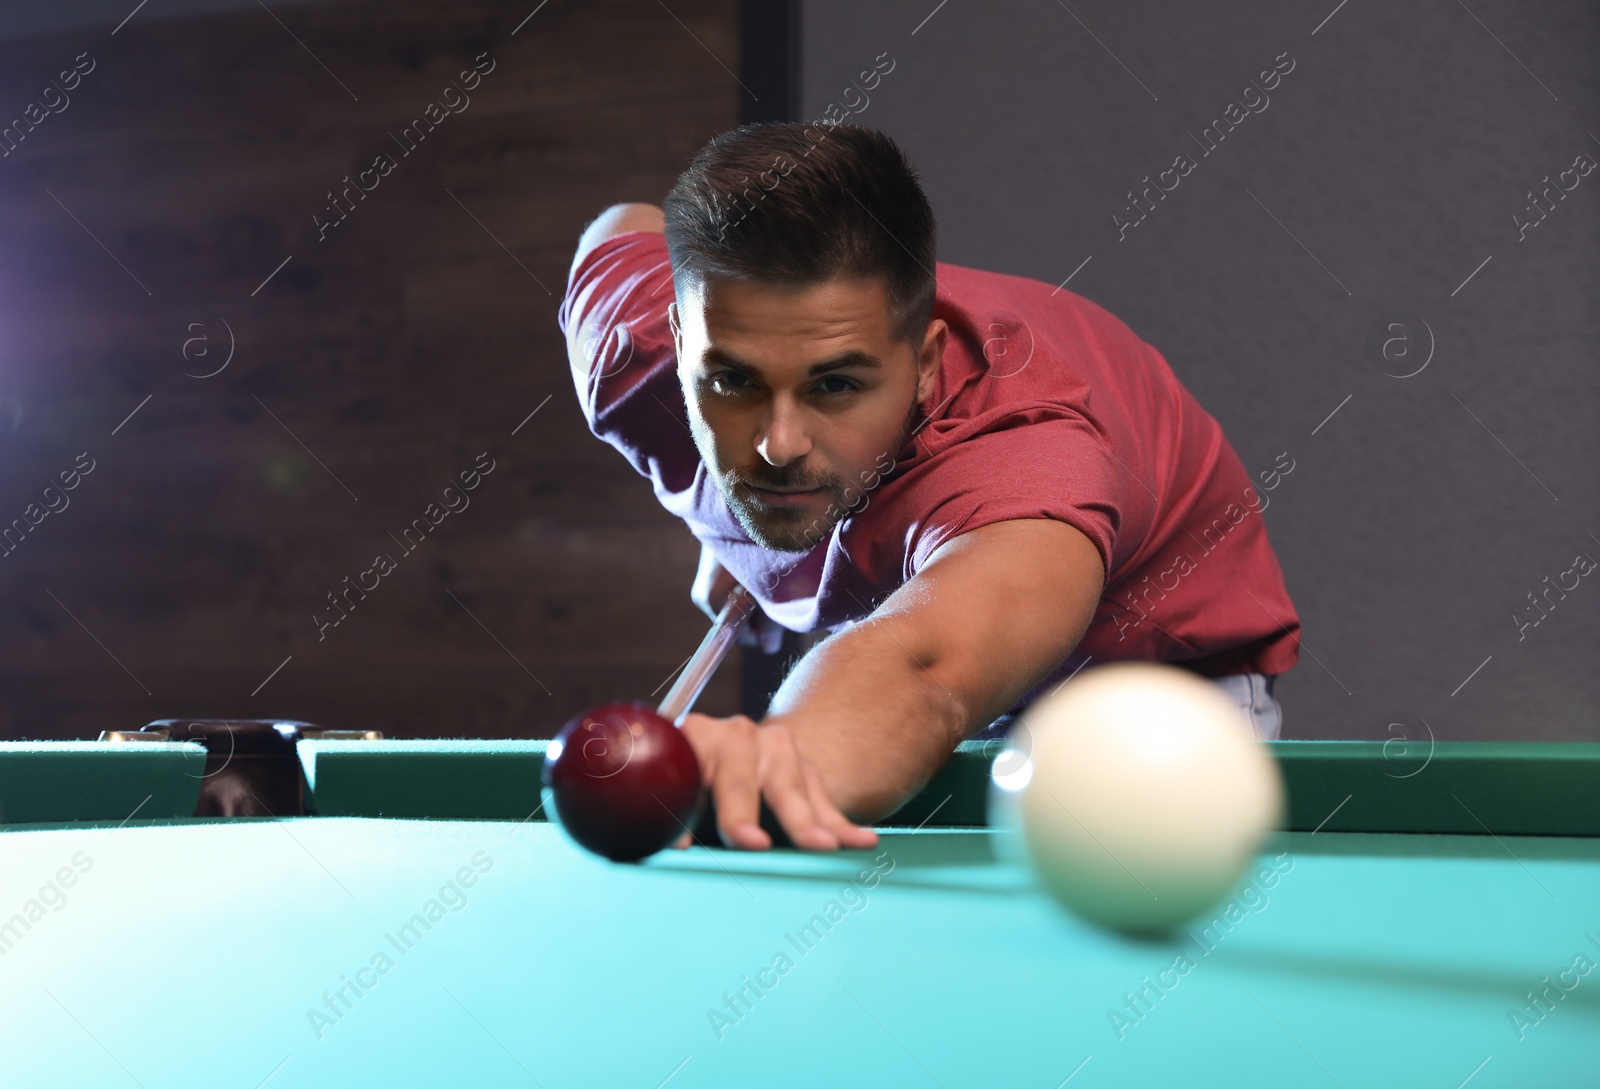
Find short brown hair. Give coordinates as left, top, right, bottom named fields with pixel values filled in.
left=663, top=122, right=937, bottom=347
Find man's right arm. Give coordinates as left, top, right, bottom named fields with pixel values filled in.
left=565, top=203, right=665, bottom=384
left=571, top=203, right=664, bottom=273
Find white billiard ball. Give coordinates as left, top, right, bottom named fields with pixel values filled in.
left=989, top=662, right=1284, bottom=933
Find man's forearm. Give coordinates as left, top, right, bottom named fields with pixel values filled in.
left=761, top=615, right=974, bottom=824
left=701, top=521, right=1100, bottom=851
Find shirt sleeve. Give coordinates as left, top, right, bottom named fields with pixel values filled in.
left=556, top=230, right=698, bottom=498
left=891, top=402, right=1123, bottom=581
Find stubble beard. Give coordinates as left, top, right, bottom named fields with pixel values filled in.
left=718, top=393, right=924, bottom=553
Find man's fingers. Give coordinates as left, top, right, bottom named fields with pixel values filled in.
left=678, top=714, right=718, bottom=780
left=708, top=718, right=770, bottom=850
left=682, top=714, right=767, bottom=849
left=804, top=763, right=879, bottom=849
left=681, top=713, right=872, bottom=854
left=758, top=731, right=837, bottom=851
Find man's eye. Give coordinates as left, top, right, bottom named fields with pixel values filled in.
left=815, top=376, right=857, bottom=395
left=708, top=372, right=750, bottom=394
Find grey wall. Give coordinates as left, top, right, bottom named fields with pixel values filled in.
left=800, top=0, right=1598, bottom=741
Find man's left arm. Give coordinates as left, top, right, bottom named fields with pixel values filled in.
left=679, top=517, right=1106, bottom=850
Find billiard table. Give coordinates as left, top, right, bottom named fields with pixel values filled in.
left=1, top=736, right=1596, bottom=1087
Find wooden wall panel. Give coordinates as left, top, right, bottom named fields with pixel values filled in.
left=0, top=0, right=743, bottom=740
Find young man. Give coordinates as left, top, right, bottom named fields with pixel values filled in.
left=558, top=122, right=1299, bottom=853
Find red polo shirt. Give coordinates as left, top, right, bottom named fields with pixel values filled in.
left=559, top=231, right=1300, bottom=708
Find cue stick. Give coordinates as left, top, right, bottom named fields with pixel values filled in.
left=657, top=583, right=758, bottom=725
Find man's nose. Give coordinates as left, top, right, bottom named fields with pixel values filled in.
left=756, top=396, right=814, bottom=466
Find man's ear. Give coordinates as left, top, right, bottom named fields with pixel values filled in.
left=916, top=319, right=947, bottom=404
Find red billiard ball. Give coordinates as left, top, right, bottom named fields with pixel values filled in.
left=542, top=701, right=704, bottom=862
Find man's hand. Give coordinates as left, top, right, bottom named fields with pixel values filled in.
left=671, top=712, right=880, bottom=852
left=675, top=519, right=1103, bottom=851
left=691, top=543, right=785, bottom=654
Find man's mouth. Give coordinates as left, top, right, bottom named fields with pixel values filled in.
left=744, top=482, right=825, bottom=506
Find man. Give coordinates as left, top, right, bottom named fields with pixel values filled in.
left=558, top=122, right=1299, bottom=853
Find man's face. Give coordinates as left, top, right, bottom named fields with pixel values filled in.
left=669, top=273, right=944, bottom=552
